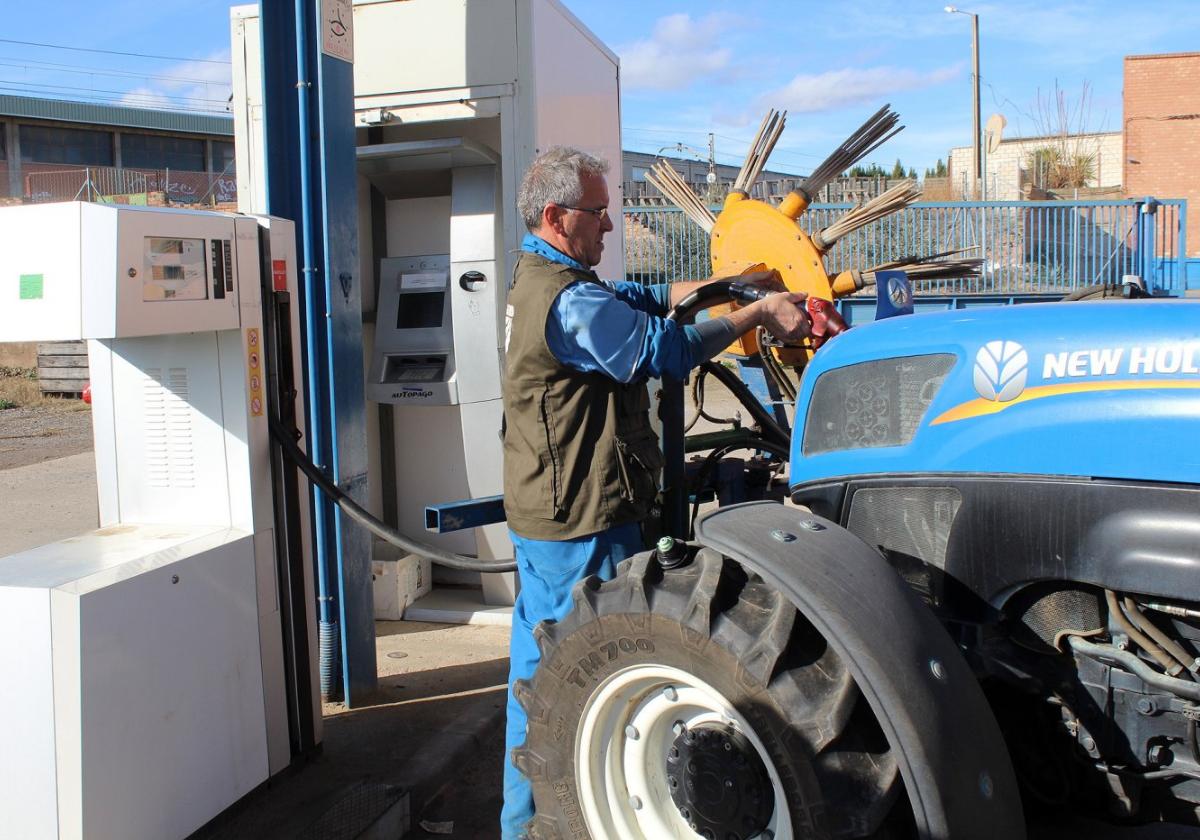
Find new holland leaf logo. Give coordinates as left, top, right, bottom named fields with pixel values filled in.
left=974, top=340, right=1028, bottom=402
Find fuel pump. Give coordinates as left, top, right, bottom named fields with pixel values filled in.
left=0, top=202, right=318, bottom=840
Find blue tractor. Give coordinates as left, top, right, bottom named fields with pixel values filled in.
left=515, top=295, right=1200, bottom=839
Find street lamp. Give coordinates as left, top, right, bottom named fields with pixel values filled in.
left=945, top=5, right=981, bottom=199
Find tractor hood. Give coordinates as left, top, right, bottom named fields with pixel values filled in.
left=789, top=299, right=1200, bottom=490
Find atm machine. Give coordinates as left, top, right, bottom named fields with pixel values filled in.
left=0, top=202, right=318, bottom=840
left=359, top=139, right=514, bottom=613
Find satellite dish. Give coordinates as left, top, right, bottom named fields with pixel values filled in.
left=985, top=113, right=1007, bottom=154
left=706, top=171, right=717, bottom=185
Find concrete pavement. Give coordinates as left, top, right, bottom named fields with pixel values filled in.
left=194, top=621, right=509, bottom=840
left=0, top=450, right=97, bottom=555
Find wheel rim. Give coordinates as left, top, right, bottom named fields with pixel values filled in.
left=574, top=664, right=792, bottom=840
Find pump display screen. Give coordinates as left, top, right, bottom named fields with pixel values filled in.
left=396, top=291, right=445, bottom=329
left=143, top=237, right=208, bottom=302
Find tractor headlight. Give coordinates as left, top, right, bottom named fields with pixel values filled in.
left=802, top=354, right=955, bottom=455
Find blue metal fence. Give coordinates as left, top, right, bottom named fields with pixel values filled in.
left=623, top=198, right=1190, bottom=296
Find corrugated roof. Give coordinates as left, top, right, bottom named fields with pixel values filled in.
left=0, top=94, right=232, bottom=136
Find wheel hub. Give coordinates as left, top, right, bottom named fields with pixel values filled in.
left=666, top=722, right=775, bottom=839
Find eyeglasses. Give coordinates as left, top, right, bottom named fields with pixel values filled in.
left=558, top=205, right=610, bottom=220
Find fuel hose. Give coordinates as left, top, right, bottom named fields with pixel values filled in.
left=270, top=279, right=784, bottom=572
left=667, top=279, right=792, bottom=450
left=269, top=415, right=516, bottom=573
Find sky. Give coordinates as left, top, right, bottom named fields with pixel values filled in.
left=2, top=0, right=1198, bottom=175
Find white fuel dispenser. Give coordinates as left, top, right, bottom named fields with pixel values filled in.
left=0, top=202, right=318, bottom=840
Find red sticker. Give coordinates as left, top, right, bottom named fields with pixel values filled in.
left=272, top=259, right=288, bottom=292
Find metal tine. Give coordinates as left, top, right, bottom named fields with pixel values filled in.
left=646, top=162, right=715, bottom=233
left=813, top=180, right=922, bottom=251
left=735, top=110, right=774, bottom=192
left=748, top=111, right=787, bottom=190
left=734, top=108, right=784, bottom=193
left=800, top=104, right=902, bottom=199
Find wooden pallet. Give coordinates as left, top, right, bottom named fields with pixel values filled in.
left=36, top=341, right=89, bottom=395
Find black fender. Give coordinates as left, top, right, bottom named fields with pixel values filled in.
left=695, top=500, right=1025, bottom=840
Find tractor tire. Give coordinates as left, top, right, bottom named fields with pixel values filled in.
left=513, top=547, right=911, bottom=840
left=1060, top=283, right=1128, bottom=301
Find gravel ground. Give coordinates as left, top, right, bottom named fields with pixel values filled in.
left=0, top=402, right=93, bottom=471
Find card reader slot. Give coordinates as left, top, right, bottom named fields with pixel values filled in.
left=381, top=354, right=446, bottom=384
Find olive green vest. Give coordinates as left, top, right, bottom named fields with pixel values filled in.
left=502, top=253, right=663, bottom=540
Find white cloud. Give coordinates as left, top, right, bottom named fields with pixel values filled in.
left=117, top=51, right=232, bottom=113
left=117, top=87, right=176, bottom=110
left=760, top=65, right=962, bottom=114
left=619, top=13, right=736, bottom=92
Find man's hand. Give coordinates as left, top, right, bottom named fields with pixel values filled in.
left=748, top=292, right=812, bottom=343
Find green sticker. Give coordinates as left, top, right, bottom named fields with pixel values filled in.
left=19, top=274, right=44, bottom=300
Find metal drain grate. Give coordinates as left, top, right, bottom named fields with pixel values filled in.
left=298, top=781, right=408, bottom=840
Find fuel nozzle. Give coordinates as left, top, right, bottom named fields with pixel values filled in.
left=803, top=296, right=847, bottom=349
left=727, top=283, right=847, bottom=350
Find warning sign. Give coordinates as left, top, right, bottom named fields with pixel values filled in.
left=246, top=328, right=265, bottom=417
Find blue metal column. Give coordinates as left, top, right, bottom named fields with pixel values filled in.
left=1177, top=200, right=1192, bottom=292
left=1138, top=196, right=1159, bottom=291
left=260, top=0, right=375, bottom=706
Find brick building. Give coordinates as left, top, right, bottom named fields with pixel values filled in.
left=1124, top=52, right=1200, bottom=257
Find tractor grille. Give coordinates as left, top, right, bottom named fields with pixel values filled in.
left=803, top=354, right=954, bottom=455
left=1009, top=585, right=1105, bottom=654
left=846, top=486, right=961, bottom=569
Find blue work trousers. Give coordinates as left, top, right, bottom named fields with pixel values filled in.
left=501, top=521, right=643, bottom=840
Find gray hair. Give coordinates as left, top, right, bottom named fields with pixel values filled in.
left=517, top=146, right=610, bottom=231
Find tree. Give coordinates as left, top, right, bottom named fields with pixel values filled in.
left=891, top=159, right=905, bottom=178
left=848, top=162, right=889, bottom=178
left=923, top=158, right=948, bottom=179
left=1026, top=145, right=1096, bottom=190
left=1021, top=80, right=1103, bottom=191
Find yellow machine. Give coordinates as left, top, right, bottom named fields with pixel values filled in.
left=646, top=105, right=979, bottom=361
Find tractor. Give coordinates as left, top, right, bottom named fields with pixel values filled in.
left=510, top=107, right=1200, bottom=839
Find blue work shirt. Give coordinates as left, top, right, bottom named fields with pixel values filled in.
left=521, top=233, right=703, bottom=382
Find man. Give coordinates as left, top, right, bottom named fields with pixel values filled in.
left=501, top=146, right=810, bottom=838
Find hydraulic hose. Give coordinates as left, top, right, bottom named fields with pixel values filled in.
left=1122, top=595, right=1200, bottom=678
left=698, top=361, right=791, bottom=451
left=1067, top=635, right=1200, bottom=704
left=686, top=366, right=739, bottom=432
left=269, top=416, right=517, bottom=573
left=687, top=438, right=791, bottom=537
left=1105, top=589, right=1182, bottom=676
left=660, top=278, right=796, bottom=536
left=757, top=326, right=798, bottom=402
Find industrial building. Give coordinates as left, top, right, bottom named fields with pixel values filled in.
left=0, top=94, right=235, bottom=205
